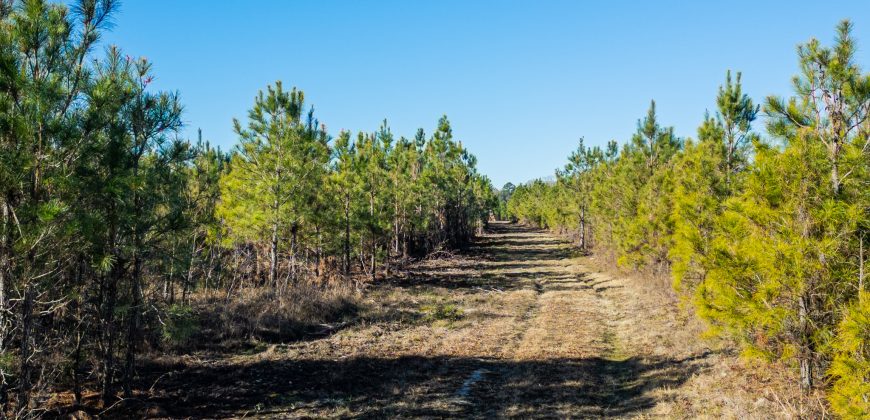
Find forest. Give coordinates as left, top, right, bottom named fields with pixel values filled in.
left=1, top=0, right=869, bottom=418
left=506, top=21, right=870, bottom=418
left=0, top=1, right=495, bottom=416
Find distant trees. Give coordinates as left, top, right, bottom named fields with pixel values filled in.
left=0, top=1, right=495, bottom=416
left=495, top=182, right=515, bottom=220
left=507, top=21, right=870, bottom=416
left=215, top=100, right=494, bottom=291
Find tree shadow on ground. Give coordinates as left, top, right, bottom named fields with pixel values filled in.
left=379, top=267, right=573, bottom=293
left=478, top=246, right=578, bottom=263
left=474, top=237, right=566, bottom=248
left=50, top=222, right=652, bottom=418
left=109, top=351, right=712, bottom=418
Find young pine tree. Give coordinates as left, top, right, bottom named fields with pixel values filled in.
left=670, top=71, right=758, bottom=294
left=217, top=82, right=329, bottom=289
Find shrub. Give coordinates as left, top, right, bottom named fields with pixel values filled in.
left=421, top=302, right=463, bottom=324
left=162, top=304, right=199, bottom=346
left=828, top=293, right=870, bottom=418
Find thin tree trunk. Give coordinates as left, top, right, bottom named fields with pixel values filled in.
left=860, top=232, right=865, bottom=303
left=101, top=203, right=121, bottom=406
left=183, top=237, right=197, bottom=303
left=315, top=224, right=322, bottom=278
left=0, top=201, right=9, bottom=411
left=344, top=195, right=351, bottom=276
left=579, top=205, right=586, bottom=250
left=798, top=292, right=813, bottom=391
left=270, top=218, right=279, bottom=290
left=394, top=200, right=400, bottom=255
left=123, top=251, right=143, bottom=397
left=17, top=284, right=34, bottom=412
left=73, top=295, right=83, bottom=405
left=290, top=223, right=298, bottom=284
left=0, top=202, right=8, bottom=354
left=101, top=273, right=118, bottom=405
left=370, top=192, right=376, bottom=281
left=370, top=234, right=376, bottom=282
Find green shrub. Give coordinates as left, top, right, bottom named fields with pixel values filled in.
left=421, top=302, right=463, bottom=324
left=162, top=304, right=199, bottom=346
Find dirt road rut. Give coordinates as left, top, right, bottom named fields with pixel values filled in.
left=149, top=222, right=717, bottom=418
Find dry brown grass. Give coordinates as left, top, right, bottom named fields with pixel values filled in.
left=96, top=222, right=828, bottom=418
left=173, top=281, right=360, bottom=351
left=578, top=251, right=829, bottom=419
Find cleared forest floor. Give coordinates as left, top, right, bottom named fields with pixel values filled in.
left=135, top=222, right=814, bottom=418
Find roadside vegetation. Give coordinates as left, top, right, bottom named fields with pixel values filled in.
left=0, top=1, right=494, bottom=416
left=507, top=21, right=870, bottom=417
left=0, top=0, right=867, bottom=417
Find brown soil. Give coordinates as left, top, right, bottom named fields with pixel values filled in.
left=122, top=222, right=822, bottom=419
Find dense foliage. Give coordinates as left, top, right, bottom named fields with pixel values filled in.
left=0, top=0, right=495, bottom=415
left=507, top=21, right=870, bottom=416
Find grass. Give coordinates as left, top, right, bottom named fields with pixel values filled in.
left=420, top=301, right=464, bottom=326
left=164, top=280, right=361, bottom=352
left=75, top=222, right=827, bottom=418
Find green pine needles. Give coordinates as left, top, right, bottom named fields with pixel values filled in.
left=507, top=20, right=870, bottom=417
left=0, top=1, right=496, bottom=414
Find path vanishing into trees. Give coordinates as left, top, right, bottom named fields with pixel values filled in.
left=142, top=222, right=717, bottom=418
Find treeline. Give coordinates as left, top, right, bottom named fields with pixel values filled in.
left=218, top=84, right=495, bottom=288
left=507, top=21, right=870, bottom=417
left=0, top=0, right=494, bottom=416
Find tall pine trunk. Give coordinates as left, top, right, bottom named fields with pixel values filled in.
left=269, top=204, right=279, bottom=289
left=579, top=205, right=586, bottom=250
left=370, top=191, right=376, bottom=281
left=17, top=284, right=33, bottom=412
left=0, top=202, right=8, bottom=410
left=290, top=223, right=298, bottom=284
left=798, top=292, right=814, bottom=391
left=123, top=253, right=142, bottom=397
left=343, top=195, right=350, bottom=276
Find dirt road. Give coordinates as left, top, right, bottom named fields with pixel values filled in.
left=144, top=222, right=771, bottom=418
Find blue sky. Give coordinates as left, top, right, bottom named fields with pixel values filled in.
left=100, top=1, right=869, bottom=187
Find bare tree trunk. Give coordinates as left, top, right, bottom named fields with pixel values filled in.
left=183, top=237, right=197, bottom=303
left=344, top=196, right=351, bottom=276
left=370, top=193, right=376, bottom=282
left=402, top=215, right=414, bottom=260
left=73, top=287, right=84, bottom=405
left=370, top=234, right=376, bottom=282
left=798, top=292, right=813, bottom=391
left=0, top=202, right=8, bottom=357
left=17, top=284, right=34, bottom=412
left=290, top=223, right=298, bottom=284
left=164, top=249, right=173, bottom=303
left=270, top=218, right=279, bottom=290
left=394, top=200, right=400, bottom=255
left=101, top=199, right=122, bottom=405
left=101, top=263, right=121, bottom=406
left=860, top=232, right=865, bottom=303
left=315, top=225, right=322, bottom=278
left=123, top=251, right=143, bottom=397
left=254, top=248, right=261, bottom=286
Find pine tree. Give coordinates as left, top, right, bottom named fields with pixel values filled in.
left=217, top=82, right=329, bottom=289
left=670, top=72, right=758, bottom=293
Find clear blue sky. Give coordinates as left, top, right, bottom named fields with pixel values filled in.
left=100, top=1, right=869, bottom=187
